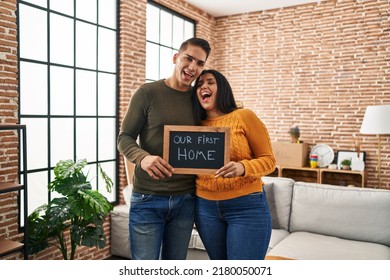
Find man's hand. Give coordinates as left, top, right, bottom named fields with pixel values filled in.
left=141, top=155, right=174, bottom=180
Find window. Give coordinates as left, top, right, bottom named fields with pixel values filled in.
left=146, top=1, right=195, bottom=82
left=17, top=0, right=118, bottom=217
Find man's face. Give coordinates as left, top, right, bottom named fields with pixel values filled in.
left=172, top=44, right=207, bottom=91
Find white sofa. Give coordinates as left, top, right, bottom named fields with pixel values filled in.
left=111, top=177, right=390, bottom=260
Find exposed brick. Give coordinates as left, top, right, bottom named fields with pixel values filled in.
left=213, top=0, right=389, bottom=190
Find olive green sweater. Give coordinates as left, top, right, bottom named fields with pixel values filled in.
left=117, top=80, right=196, bottom=195
left=196, top=109, right=276, bottom=200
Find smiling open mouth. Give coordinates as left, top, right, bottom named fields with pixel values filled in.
left=184, top=70, right=194, bottom=79
left=201, top=92, right=211, bottom=101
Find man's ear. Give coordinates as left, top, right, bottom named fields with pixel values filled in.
left=173, top=53, right=178, bottom=64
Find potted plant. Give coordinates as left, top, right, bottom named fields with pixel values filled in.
left=27, top=159, right=114, bottom=260
left=288, top=125, right=300, bottom=143
left=341, top=159, right=352, bottom=170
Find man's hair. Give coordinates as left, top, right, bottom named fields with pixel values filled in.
left=179, top=37, right=211, bottom=60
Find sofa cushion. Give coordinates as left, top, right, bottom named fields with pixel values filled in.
left=289, top=183, right=390, bottom=247
left=187, top=228, right=209, bottom=260
left=262, top=177, right=295, bottom=231
left=267, top=231, right=390, bottom=260
left=188, top=228, right=205, bottom=251
left=111, top=204, right=131, bottom=258
left=268, top=229, right=290, bottom=252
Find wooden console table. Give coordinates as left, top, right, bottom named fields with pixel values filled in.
left=269, top=165, right=367, bottom=188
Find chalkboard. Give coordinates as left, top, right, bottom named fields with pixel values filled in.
left=163, top=125, right=230, bottom=174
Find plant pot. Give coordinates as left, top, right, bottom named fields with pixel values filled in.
left=341, top=165, right=351, bottom=170
left=290, top=136, right=299, bottom=143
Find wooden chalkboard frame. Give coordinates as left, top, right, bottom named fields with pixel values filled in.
left=163, top=125, right=230, bottom=174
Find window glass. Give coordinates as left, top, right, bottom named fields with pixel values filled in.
left=99, top=0, right=116, bottom=29
left=172, top=16, right=184, bottom=49
left=159, top=46, right=173, bottom=80
left=19, top=4, right=47, bottom=61
left=184, top=21, right=195, bottom=38
left=76, top=21, right=97, bottom=69
left=98, top=118, right=116, bottom=160
left=50, top=66, right=74, bottom=115
left=18, top=0, right=118, bottom=212
left=98, top=27, right=116, bottom=72
left=23, top=0, right=46, bottom=8
left=146, top=4, right=159, bottom=42
left=76, top=0, right=97, bottom=23
left=27, top=171, right=49, bottom=214
left=50, top=118, right=74, bottom=165
left=50, top=0, right=74, bottom=16
left=76, top=69, right=96, bottom=116
left=20, top=62, right=47, bottom=115
left=146, top=42, right=159, bottom=81
left=50, top=14, right=74, bottom=65
left=20, top=118, right=48, bottom=170
left=98, top=73, right=116, bottom=116
left=160, top=10, right=172, bottom=46
left=76, top=118, right=97, bottom=162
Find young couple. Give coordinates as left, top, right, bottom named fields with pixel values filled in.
left=117, top=38, right=276, bottom=260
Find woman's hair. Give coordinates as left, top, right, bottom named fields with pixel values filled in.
left=192, top=69, right=237, bottom=125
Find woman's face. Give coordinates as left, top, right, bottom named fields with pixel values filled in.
left=196, top=72, right=220, bottom=117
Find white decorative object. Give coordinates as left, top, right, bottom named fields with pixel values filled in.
left=328, top=164, right=338, bottom=170
left=337, top=151, right=365, bottom=171
left=351, top=157, right=365, bottom=171
left=310, top=144, right=334, bottom=168
left=360, top=105, right=390, bottom=188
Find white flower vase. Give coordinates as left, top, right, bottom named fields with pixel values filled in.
left=351, top=157, right=365, bottom=171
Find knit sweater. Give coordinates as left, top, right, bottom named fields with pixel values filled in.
left=196, top=109, right=276, bottom=200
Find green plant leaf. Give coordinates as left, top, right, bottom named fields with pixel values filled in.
left=53, top=159, right=88, bottom=179
left=80, top=225, right=107, bottom=249
left=27, top=214, right=50, bottom=255
left=28, top=204, right=48, bottom=220
left=46, top=197, right=71, bottom=228
left=71, top=189, right=113, bottom=217
left=27, top=205, right=52, bottom=255
left=99, top=164, right=113, bottom=193
left=49, top=172, right=91, bottom=195
left=27, top=158, right=113, bottom=258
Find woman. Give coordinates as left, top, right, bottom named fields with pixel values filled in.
left=192, top=69, right=276, bottom=260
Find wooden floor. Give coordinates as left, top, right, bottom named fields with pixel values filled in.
left=105, top=255, right=130, bottom=260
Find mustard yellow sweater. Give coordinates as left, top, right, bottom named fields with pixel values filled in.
left=196, top=109, right=276, bottom=200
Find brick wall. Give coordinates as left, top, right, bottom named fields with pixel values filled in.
left=213, top=0, right=390, bottom=189
left=0, top=0, right=22, bottom=260
left=117, top=0, right=148, bottom=204
left=1, top=0, right=389, bottom=260
left=0, top=0, right=18, bottom=125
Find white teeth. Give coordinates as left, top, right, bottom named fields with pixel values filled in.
left=184, top=70, right=193, bottom=77
left=201, top=92, right=211, bottom=100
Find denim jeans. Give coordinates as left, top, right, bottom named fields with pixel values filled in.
left=129, top=192, right=195, bottom=260
left=195, top=191, right=272, bottom=260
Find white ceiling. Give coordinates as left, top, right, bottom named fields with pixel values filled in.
left=185, top=0, right=319, bottom=17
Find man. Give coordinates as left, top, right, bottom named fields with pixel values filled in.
left=117, top=37, right=211, bottom=260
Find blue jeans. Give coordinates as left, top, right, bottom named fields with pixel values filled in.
left=195, top=191, right=272, bottom=260
left=129, top=192, right=195, bottom=260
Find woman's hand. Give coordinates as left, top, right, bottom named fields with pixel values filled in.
left=215, top=161, right=245, bottom=178
left=141, top=155, right=174, bottom=180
